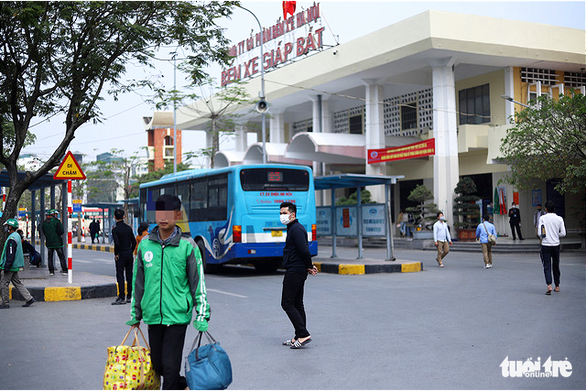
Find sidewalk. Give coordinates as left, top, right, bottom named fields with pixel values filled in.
left=11, top=240, right=423, bottom=303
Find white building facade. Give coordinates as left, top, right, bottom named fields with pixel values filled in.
left=149, top=10, right=586, bottom=238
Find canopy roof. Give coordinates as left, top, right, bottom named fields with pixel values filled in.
left=314, top=173, right=404, bottom=190
left=0, top=170, right=64, bottom=191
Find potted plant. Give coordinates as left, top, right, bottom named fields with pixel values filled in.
left=453, top=177, right=481, bottom=241
left=405, top=184, right=439, bottom=239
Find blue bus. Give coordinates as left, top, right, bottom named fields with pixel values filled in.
left=139, top=164, right=318, bottom=272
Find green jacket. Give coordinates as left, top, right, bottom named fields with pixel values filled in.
left=1, top=231, right=24, bottom=272
left=42, top=218, right=64, bottom=249
left=127, top=226, right=210, bottom=326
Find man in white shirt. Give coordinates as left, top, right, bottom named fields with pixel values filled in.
left=433, top=212, right=452, bottom=268
left=538, top=200, right=566, bottom=295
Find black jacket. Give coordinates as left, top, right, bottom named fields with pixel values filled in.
left=112, top=221, right=137, bottom=256
left=282, top=219, right=312, bottom=271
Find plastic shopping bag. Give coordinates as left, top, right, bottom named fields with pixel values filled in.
left=103, top=326, right=160, bottom=390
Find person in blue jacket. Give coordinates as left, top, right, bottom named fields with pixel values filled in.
left=476, top=215, right=497, bottom=269
left=279, top=201, right=317, bottom=350
left=1, top=219, right=35, bottom=308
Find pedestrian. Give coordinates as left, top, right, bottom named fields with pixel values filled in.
left=397, top=210, right=405, bottom=237
left=402, top=210, right=413, bottom=238
left=279, top=201, right=317, bottom=349
left=89, top=219, right=100, bottom=244
left=111, top=209, right=137, bottom=305
left=134, top=222, right=149, bottom=257
left=508, top=202, right=524, bottom=240
left=41, top=209, right=68, bottom=275
left=433, top=211, right=452, bottom=268
left=17, top=229, right=41, bottom=266
left=538, top=200, right=566, bottom=295
left=476, top=215, right=497, bottom=269
left=126, top=194, right=210, bottom=390
left=1, top=219, right=35, bottom=308
left=487, top=202, right=494, bottom=222
left=533, top=204, right=545, bottom=240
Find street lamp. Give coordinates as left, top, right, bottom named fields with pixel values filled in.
left=500, top=94, right=529, bottom=108
left=239, top=5, right=268, bottom=164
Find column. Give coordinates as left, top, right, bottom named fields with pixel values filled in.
left=429, top=57, right=459, bottom=227
left=269, top=110, right=285, bottom=144
left=504, top=66, right=515, bottom=125
left=363, top=80, right=386, bottom=203
left=205, top=129, right=213, bottom=168
left=234, top=123, right=247, bottom=152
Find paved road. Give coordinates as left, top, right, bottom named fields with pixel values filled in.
left=1, top=248, right=584, bottom=389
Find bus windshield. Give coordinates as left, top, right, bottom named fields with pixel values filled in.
left=240, top=168, right=310, bottom=191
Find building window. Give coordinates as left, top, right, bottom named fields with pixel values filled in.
left=459, top=84, right=490, bottom=125
left=349, top=114, right=363, bottom=134
left=400, top=103, right=418, bottom=130
left=164, top=135, right=174, bottom=145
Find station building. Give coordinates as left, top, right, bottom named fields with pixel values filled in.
left=144, top=9, right=586, bottom=238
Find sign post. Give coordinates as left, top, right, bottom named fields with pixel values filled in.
left=53, top=151, right=86, bottom=284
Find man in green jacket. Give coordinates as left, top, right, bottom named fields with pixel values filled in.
left=1, top=219, right=35, bottom=308
left=41, top=209, right=67, bottom=275
left=127, top=194, right=210, bottom=390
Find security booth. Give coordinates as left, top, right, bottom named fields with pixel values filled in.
left=0, top=170, right=66, bottom=267
left=314, top=174, right=404, bottom=261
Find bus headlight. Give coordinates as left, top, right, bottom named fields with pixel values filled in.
left=233, top=225, right=241, bottom=243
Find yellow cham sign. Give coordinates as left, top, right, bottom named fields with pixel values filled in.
left=53, top=151, right=86, bottom=180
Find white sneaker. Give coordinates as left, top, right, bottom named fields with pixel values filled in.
left=488, top=264, right=493, bottom=269
left=484, top=264, right=488, bottom=269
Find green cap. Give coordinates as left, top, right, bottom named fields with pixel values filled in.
left=4, top=218, right=18, bottom=228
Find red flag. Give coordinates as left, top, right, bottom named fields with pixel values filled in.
left=283, top=1, right=296, bottom=19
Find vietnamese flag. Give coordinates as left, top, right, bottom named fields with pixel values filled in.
left=283, top=1, right=296, bottom=19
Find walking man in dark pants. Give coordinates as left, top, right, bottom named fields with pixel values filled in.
left=111, top=209, right=136, bottom=305
left=41, top=209, right=68, bottom=275
left=538, top=200, right=566, bottom=295
left=279, top=201, right=317, bottom=349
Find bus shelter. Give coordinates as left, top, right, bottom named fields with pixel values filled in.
left=0, top=170, right=66, bottom=267
left=314, top=174, right=404, bottom=261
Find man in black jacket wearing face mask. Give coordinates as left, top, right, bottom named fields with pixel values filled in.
left=279, top=201, right=317, bottom=350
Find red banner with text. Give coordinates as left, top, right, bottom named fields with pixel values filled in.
left=367, top=138, right=435, bottom=164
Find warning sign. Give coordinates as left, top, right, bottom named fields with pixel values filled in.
left=53, top=151, right=86, bottom=180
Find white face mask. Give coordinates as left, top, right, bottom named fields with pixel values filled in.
left=440, top=216, right=446, bottom=221
left=280, top=214, right=291, bottom=225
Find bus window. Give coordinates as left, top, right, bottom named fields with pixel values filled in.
left=207, top=174, right=228, bottom=221
left=240, top=168, right=309, bottom=191
left=177, top=183, right=190, bottom=212
left=190, top=177, right=207, bottom=221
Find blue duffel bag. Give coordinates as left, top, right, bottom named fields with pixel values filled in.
left=185, top=331, right=232, bottom=390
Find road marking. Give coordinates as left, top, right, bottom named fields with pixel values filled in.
left=207, top=288, right=247, bottom=298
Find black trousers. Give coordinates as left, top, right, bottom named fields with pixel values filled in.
left=115, top=250, right=134, bottom=300
left=281, top=270, right=310, bottom=339
left=509, top=222, right=523, bottom=239
left=148, top=324, right=188, bottom=390
left=48, top=247, right=67, bottom=273
left=540, top=245, right=561, bottom=286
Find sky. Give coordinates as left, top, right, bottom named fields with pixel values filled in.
left=20, top=0, right=586, bottom=164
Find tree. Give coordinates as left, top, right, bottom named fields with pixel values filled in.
left=153, top=80, right=252, bottom=168
left=335, top=189, right=375, bottom=205
left=453, top=177, right=480, bottom=229
left=0, top=1, right=237, bottom=234
left=500, top=92, right=586, bottom=194
left=129, top=161, right=193, bottom=199
left=405, top=184, right=439, bottom=230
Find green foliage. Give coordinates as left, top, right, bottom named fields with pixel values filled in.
left=500, top=92, right=586, bottom=194
left=0, top=1, right=238, bottom=230
left=336, top=190, right=375, bottom=205
left=453, top=177, right=480, bottom=229
left=129, top=161, right=192, bottom=198
left=152, top=80, right=252, bottom=168
left=405, top=185, right=438, bottom=229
